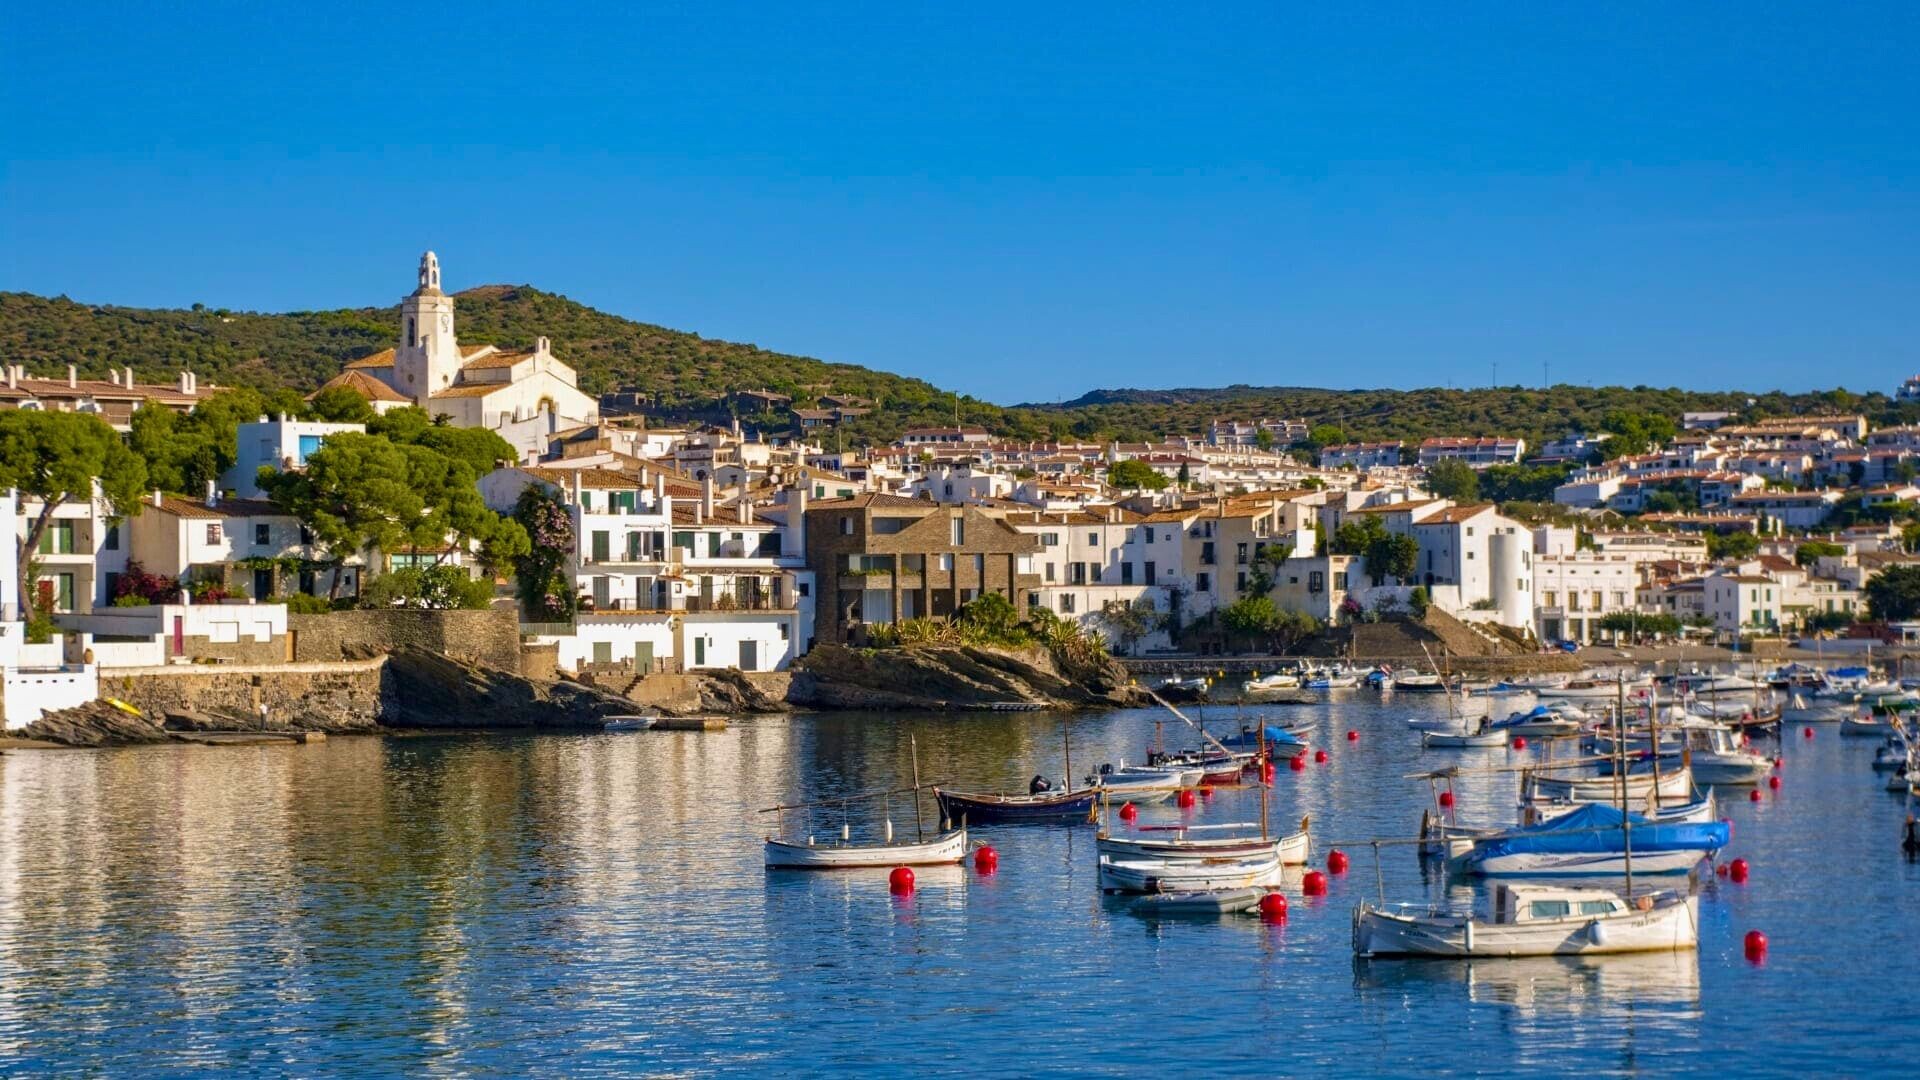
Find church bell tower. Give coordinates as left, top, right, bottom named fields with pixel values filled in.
left=394, top=251, right=459, bottom=406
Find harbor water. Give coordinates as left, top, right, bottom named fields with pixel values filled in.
left=1, top=695, right=1914, bottom=1076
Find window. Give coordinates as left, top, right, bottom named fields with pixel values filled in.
left=1333, top=571, right=1348, bottom=590
left=592, top=531, right=611, bottom=562
left=1578, top=900, right=1617, bottom=916
left=840, top=515, right=855, bottom=536
left=1236, top=572, right=1247, bottom=592
left=206, top=523, right=223, bottom=544
left=1200, top=542, right=1215, bottom=565
left=1145, top=561, right=1156, bottom=585
left=1041, top=532, right=1060, bottom=547
left=1070, top=563, right=1087, bottom=585
left=1236, top=542, right=1248, bottom=565
left=938, top=554, right=954, bottom=572
left=1568, top=592, right=1581, bottom=612
left=797, top=582, right=810, bottom=598
left=1044, top=563, right=1056, bottom=582
left=1196, top=573, right=1212, bottom=593
left=1060, top=594, right=1076, bottom=614
left=1087, top=532, right=1098, bottom=548
left=1121, top=562, right=1134, bottom=586
left=38, top=521, right=75, bottom=555
left=103, top=524, right=120, bottom=551
left=1144, top=526, right=1155, bottom=543
left=973, top=554, right=984, bottom=577
left=1544, top=591, right=1557, bottom=608
left=951, top=518, right=965, bottom=546
left=1529, top=900, right=1572, bottom=919
left=255, top=523, right=271, bottom=546
left=1612, top=591, right=1626, bottom=608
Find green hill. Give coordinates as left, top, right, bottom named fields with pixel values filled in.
left=1, top=288, right=1907, bottom=449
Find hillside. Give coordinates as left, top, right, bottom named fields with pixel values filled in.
left=1, top=289, right=1909, bottom=449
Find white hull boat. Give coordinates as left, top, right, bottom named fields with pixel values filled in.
left=1242, top=674, right=1301, bottom=693
left=1098, top=828, right=1311, bottom=866
left=1130, top=888, right=1269, bottom=917
left=1537, top=681, right=1652, bottom=702
left=764, top=827, right=969, bottom=869
left=601, top=715, right=656, bottom=731
left=1354, top=886, right=1699, bottom=958
left=1523, top=767, right=1694, bottom=806
left=1425, top=728, right=1508, bottom=748
left=1098, top=854, right=1283, bottom=893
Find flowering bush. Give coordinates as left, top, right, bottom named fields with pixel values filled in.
left=512, top=486, right=576, bottom=620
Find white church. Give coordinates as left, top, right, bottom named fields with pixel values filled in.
left=316, top=252, right=599, bottom=458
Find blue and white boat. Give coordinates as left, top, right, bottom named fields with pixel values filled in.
left=1450, top=803, right=1727, bottom=877
left=1215, top=724, right=1309, bottom=759
left=1491, top=706, right=1582, bottom=738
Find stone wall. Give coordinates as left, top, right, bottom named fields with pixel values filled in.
left=96, top=659, right=388, bottom=731
left=289, top=608, right=522, bottom=672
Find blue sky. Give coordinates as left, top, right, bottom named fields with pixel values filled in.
left=3, top=3, right=1916, bottom=403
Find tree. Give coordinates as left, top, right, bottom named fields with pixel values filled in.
left=1865, top=566, right=1920, bottom=621
left=1254, top=427, right=1275, bottom=451
left=512, top=485, right=576, bottom=620
left=1706, top=530, right=1760, bottom=561
left=1329, top=515, right=1418, bottom=585
left=1598, top=410, right=1678, bottom=458
left=1106, top=459, right=1169, bottom=491
left=1794, top=541, right=1844, bottom=567
left=956, top=590, right=1023, bottom=642
left=359, top=565, right=494, bottom=610
left=1097, top=597, right=1165, bottom=655
left=1220, top=596, right=1278, bottom=646
left=1596, top=611, right=1681, bottom=640
left=261, top=432, right=421, bottom=600
left=1425, top=458, right=1480, bottom=502
left=1306, top=424, right=1345, bottom=450
left=0, top=411, right=147, bottom=616
left=1242, top=542, right=1293, bottom=596
left=308, top=386, right=377, bottom=424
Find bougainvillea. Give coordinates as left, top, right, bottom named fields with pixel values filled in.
left=512, top=485, right=577, bottom=620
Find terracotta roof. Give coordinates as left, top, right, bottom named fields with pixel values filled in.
left=806, top=493, right=934, bottom=510
left=462, top=350, right=535, bottom=371
left=1348, top=499, right=1441, bottom=515
left=1419, top=504, right=1496, bottom=524
left=147, top=495, right=288, bottom=519
left=429, top=383, right=508, bottom=399
left=311, top=369, right=410, bottom=404
left=0, top=378, right=199, bottom=403
left=344, top=349, right=395, bottom=370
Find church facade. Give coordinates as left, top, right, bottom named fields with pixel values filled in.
left=316, top=252, right=599, bottom=458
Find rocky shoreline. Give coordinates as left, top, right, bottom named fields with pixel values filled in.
left=10, top=641, right=1148, bottom=748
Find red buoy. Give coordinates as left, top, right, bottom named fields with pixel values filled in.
left=1512, top=736, right=1528, bottom=750
left=974, top=845, right=998, bottom=874
left=1258, top=891, right=1288, bottom=923
left=1744, top=929, right=1768, bottom=961
left=1289, top=754, right=1306, bottom=773
left=1438, top=790, right=1455, bottom=809
left=1749, top=789, right=1763, bottom=802
left=1767, top=775, right=1781, bottom=791
left=1260, top=760, right=1277, bottom=782
left=1200, top=784, right=1214, bottom=800
left=1118, top=801, right=1138, bottom=822
left=1177, top=788, right=1196, bottom=808
left=1327, top=849, right=1349, bottom=874
left=1346, top=730, right=1359, bottom=742
left=1772, top=757, right=1782, bottom=771
left=1302, top=870, right=1328, bottom=896
left=1314, top=749, right=1328, bottom=764
left=1740, top=733, right=1751, bottom=747
left=1715, top=863, right=1730, bottom=877
left=1729, top=857, right=1750, bottom=883
left=888, top=866, right=915, bottom=895
left=1803, top=726, right=1814, bottom=739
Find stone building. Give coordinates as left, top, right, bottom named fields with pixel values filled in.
left=804, top=494, right=1040, bottom=645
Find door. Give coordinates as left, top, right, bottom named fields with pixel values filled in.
left=592, top=641, right=613, bottom=664
left=635, top=641, right=654, bottom=673
left=693, top=637, right=706, bottom=666
left=593, top=576, right=611, bottom=610
left=253, top=568, right=274, bottom=601
left=739, top=640, right=758, bottom=671
left=172, top=616, right=185, bottom=657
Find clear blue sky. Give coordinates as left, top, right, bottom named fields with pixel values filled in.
left=3, top=3, right=1916, bottom=403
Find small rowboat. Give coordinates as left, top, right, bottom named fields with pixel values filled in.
left=1841, top=715, right=1892, bottom=737
left=934, top=786, right=1096, bottom=823
left=601, top=715, right=656, bottom=732
left=764, top=827, right=969, bottom=869
left=1424, top=727, right=1507, bottom=749
left=1098, top=826, right=1310, bottom=865
left=1130, top=888, right=1269, bottom=917
left=1098, top=853, right=1283, bottom=893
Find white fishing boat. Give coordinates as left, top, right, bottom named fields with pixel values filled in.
left=1353, top=885, right=1699, bottom=958
left=1097, top=822, right=1312, bottom=865
left=1537, top=679, right=1652, bottom=702
left=1113, top=762, right=1205, bottom=787
left=1872, top=741, right=1910, bottom=772
left=1130, top=888, right=1270, bottom=917
left=601, top=715, right=656, bottom=731
left=764, top=826, right=969, bottom=869
left=1089, top=766, right=1183, bottom=804
left=1522, top=766, right=1695, bottom=806
left=1492, top=706, right=1583, bottom=738
left=1242, top=672, right=1301, bottom=694
left=1678, top=724, right=1773, bottom=785
left=1449, top=803, right=1726, bottom=877
left=1098, top=853, right=1283, bottom=893
left=1305, top=671, right=1360, bottom=689
left=1395, top=673, right=1449, bottom=693
left=1425, top=726, right=1509, bottom=749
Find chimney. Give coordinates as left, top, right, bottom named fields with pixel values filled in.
left=152, top=488, right=163, bottom=508
left=109, top=370, right=120, bottom=386
left=702, top=475, right=715, bottom=519
left=571, top=470, right=583, bottom=507
left=205, top=479, right=218, bottom=508
left=179, top=371, right=191, bottom=393
left=124, top=366, right=133, bottom=388
left=3, top=366, right=13, bottom=390
left=67, top=364, right=77, bottom=388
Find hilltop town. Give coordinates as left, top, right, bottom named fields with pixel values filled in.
left=2, top=253, right=1918, bottom=732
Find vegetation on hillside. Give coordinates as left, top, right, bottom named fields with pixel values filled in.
left=6, top=289, right=1915, bottom=451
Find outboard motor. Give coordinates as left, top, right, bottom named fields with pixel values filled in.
left=1099, top=763, right=1114, bottom=777
left=1029, top=774, right=1052, bottom=795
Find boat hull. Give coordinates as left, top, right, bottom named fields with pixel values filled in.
left=1098, top=855, right=1283, bottom=893
left=935, top=787, right=1096, bottom=823
left=764, top=828, right=968, bottom=869
left=1353, top=895, right=1700, bottom=958
left=1097, top=830, right=1310, bottom=865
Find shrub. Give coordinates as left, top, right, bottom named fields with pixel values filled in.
left=284, top=593, right=334, bottom=615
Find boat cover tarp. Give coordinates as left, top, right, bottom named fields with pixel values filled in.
left=1219, top=725, right=1304, bottom=749
left=1468, top=802, right=1728, bottom=860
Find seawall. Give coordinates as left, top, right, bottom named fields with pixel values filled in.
left=96, top=658, right=390, bottom=731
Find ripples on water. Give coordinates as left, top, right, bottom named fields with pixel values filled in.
left=1, top=696, right=1915, bottom=1076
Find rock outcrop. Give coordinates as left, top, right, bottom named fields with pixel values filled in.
left=19, top=701, right=177, bottom=747
left=379, top=646, right=639, bottom=729
left=787, top=643, right=1151, bottom=711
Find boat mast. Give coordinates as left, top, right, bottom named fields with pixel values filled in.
left=910, top=734, right=926, bottom=841
left=1617, top=672, right=1635, bottom=896
left=1063, top=717, right=1074, bottom=794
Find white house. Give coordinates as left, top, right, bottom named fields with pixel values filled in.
left=220, top=417, right=365, bottom=499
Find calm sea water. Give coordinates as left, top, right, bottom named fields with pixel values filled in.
left=1, top=695, right=1914, bottom=1077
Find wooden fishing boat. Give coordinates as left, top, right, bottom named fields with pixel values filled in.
left=1130, top=888, right=1269, bottom=917
left=1353, top=885, right=1699, bottom=958
left=1098, top=852, right=1284, bottom=893
left=764, top=826, right=969, bottom=869
left=1097, top=822, right=1311, bottom=865
left=1424, top=727, right=1508, bottom=749
left=935, top=785, right=1096, bottom=823
left=1521, top=766, right=1695, bottom=806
